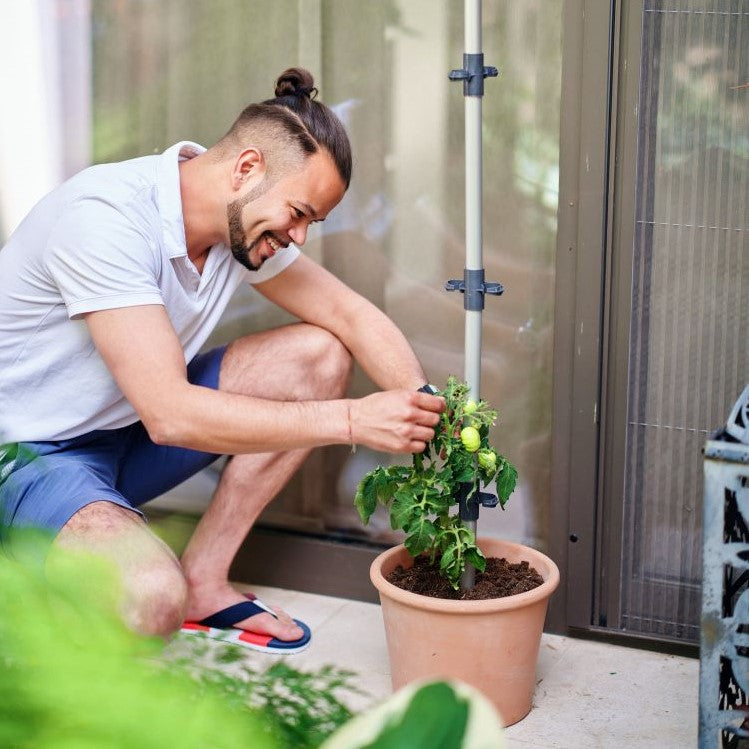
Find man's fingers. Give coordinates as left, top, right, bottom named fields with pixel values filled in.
left=350, top=390, right=445, bottom=454
left=413, top=392, right=446, bottom=413
left=420, top=409, right=442, bottom=427
left=410, top=425, right=436, bottom=443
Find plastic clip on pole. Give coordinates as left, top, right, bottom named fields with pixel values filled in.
left=457, top=485, right=500, bottom=522
left=448, top=53, right=498, bottom=97
left=445, top=270, right=504, bottom=312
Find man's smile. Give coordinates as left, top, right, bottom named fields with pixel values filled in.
left=254, top=232, right=288, bottom=263
left=265, top=233, right=286, bottom=252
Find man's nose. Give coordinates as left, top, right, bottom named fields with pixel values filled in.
left=288, top=222, right=308, bottom=246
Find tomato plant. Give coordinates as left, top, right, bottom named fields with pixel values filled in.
left=460, top=427, right=481, bottom=452
left=354, top=376, right=518, bottom=590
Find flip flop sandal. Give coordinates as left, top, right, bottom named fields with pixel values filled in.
left=180, top=598, right=311, bottom=654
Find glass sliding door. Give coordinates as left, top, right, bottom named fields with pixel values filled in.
left=0, top=1, right=562, bottom=597
left=85, top=0, right=563, bottom=565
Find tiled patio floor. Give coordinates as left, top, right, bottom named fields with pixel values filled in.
left=171, top=583, right=699, bottom=748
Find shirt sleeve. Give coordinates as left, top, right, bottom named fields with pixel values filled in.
left=44, top=198, right=164, bottom=319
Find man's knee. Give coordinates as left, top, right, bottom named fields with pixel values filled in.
left=126, top=564, right=188, bottom=637
left=54, top=501, right=188, bottom=637
left=302, top=326, right=353, bottom=398
left=220, top=323, right=352, bottom=401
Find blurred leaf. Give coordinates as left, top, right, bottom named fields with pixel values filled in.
left=464, top=546, right=487, bottom=574
left=359, top=682, right=469, bottom=749
left=0, top=529, right=276, bottom=749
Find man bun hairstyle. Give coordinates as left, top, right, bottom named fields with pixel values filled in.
left=221, top=67, right=352, bottom=189
left=273, top=67, right=318, bottom=100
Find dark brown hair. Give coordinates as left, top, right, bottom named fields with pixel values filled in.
left=223, top=68, right=352, bottom=188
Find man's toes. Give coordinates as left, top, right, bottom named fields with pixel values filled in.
left=278, top=621, right=304, bottom=641
left=270, top=605, right=295, bottom=627
left=242, top=612, right=303, bottom=642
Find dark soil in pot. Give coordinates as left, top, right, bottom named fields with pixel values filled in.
left=387, top=554, right=544, bottom=600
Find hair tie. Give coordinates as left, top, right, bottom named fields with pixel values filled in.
left=294, top=85, right=318, bottom=100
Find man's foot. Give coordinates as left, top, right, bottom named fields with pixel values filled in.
left=184, top=584, right=304, bottom=642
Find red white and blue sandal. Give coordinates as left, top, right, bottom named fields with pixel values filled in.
left=180, top=597, right=311, bottom=654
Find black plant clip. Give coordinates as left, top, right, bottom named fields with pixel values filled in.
left=449, top=53, right=499, bottom=97
left=457, top=483, right=499, bottom=522
left=446, top=269, right=504, bottom=311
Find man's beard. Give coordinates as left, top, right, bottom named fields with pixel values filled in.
left=226, top=180, right=272, bottom=272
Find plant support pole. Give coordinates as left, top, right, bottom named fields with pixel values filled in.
left=462, top=0, right=482, bottom=592
left=447, top=0, right=500, bottom=590
left=464, top=0, right=482, bottom=402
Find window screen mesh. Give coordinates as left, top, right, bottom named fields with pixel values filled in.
left=620, top=0, right=748, bottom=641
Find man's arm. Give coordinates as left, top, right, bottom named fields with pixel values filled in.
left=254, top=254, right=428, bottom=391
left=84, top=303, right=442, bottom=455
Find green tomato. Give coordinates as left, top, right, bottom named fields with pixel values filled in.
left=460, top=426, right=481, bottom=453
left=464, top=400, right=478, bottom=415
left=477, top=449, right=497, bottom=471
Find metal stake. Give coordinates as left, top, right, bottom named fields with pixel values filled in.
left=447, top=0, right=501, bottom=590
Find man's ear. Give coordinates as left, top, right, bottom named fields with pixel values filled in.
left=231, top=147, right=266, bottom=191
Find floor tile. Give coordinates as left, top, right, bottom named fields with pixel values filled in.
left=288, top=598, right=391, bottom=712
left=504, top=636, right=699, bottom=748
left=169, top=585, right=700, bottom=748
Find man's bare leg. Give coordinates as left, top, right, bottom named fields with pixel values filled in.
left=179, top=323, right=352, bottom=640
left=52, top=501, right=188, bottom=637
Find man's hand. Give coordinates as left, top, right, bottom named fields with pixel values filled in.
left=349, top=390, right=445, bottom=454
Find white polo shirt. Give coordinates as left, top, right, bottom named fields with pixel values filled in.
left=0, top=141, right=299, bottom=442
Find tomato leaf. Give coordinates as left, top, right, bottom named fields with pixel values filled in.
left=404, top=519, right=437, bottom=557
left=439, top=545, right=456, bottom=572
left=354, top=473, right=378, bottom=524
left=464, top=545, right=486, bottom=573
left=390, top=489, right=418, bottom=531
left=496, top=461, right=518, bottom=507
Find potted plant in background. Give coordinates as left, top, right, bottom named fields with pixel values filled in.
left=355, top=377, right=560, bottom=726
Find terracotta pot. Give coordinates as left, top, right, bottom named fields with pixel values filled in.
left=370, top=536, right=560, bottom=726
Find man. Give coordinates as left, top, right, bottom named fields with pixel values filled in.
left=0, top=68, right=444, bottom=651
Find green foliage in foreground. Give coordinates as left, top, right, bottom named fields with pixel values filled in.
left=321, top=679, right=506, bottom=749
left=0, top=528, right=505, bottom=748
left=0, top=530, right=353, bottom=749
left=0, top=531, right=276, bottom=749
left=355, top=377, right=518, bottom=589
left=169, top=640, right=358, bottom=749
left=358, top=682, right=469, bottom=748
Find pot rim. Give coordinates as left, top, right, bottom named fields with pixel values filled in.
left=370, top=536, right=560, bottom=613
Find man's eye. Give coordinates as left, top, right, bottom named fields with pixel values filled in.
left=293, top=208, right=304, bottom=219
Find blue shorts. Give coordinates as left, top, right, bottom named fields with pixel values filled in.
left=0, top=346, right=227, bottom=537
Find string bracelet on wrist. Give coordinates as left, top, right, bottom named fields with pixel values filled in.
left=347, top=402, right=356, bottom=453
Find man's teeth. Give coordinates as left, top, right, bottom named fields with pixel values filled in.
left=267, top=236, right=281, bottom=251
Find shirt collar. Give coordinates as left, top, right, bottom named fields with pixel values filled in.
left=157, top=141, right=206, bottom=259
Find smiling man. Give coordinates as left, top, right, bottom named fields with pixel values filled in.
left=0, top=68, right=444, bottom=651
